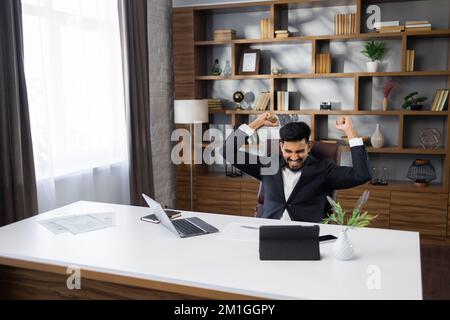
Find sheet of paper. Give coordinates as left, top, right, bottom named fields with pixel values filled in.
left=216, top=222, right=260, bottom=242
left=38, top=219, right=69, bottom=235
left=38, top=212, right=115, bottom=235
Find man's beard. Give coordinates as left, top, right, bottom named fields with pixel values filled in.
left=284, top=158, right=304, bottom=172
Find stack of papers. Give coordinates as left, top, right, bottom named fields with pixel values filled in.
left=38, top=212, right=116, bottom=235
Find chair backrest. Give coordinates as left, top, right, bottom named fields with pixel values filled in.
left=255, top=140, right=340, bottom=217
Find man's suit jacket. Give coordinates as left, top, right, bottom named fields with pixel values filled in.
left=220, top=128, right=371, bottom=223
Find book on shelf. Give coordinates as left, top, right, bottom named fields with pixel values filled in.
left=431, top=89, right=450, bottom=111
left=374, top=21, right=400, bottom=29
left=405, top=24, right=431, bottom=28
left=275, top=29, right=290, bottom=38
left=277, top=91, right=289, bottom=111
left=406, top=50, right=415, bottom=72
left=378, top=25, right=405, bottom=33
left=259, top=18, right=272, bottom=39
left=405, top=20, right=429, bottom=25
left=315, top=53, right=331, bottom=73
left=405, top=26, right=432, bottom=32
left=254, top=92, right=271, bottom=111
left=214, top=29, right=236, bottom=41
left=204, top=99, right=222, bottom=111
left=334, top=13, right=357, bottom=35
left=405, top=20, right=431, bottom=30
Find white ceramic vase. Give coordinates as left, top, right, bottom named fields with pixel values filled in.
left=366, top=61, right=379, bottom=73
left=333, top=228, right=355, bottom=260
left=371, top=123, right=384, bottom=148
left=382, top=97, right=389, bottom=111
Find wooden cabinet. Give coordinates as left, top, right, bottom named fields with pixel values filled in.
left=196, top=175, right=241, bottom=215
left=173, top=1, right=450, bottom=242
left=335, top=188, right=390, bottom=229
left=390, top=192, right=448, bottom=240
left=173, top=8, right=195, bottom=99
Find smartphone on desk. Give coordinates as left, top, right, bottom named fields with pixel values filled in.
left=141, top=209, right=182, bottom=224
left=319, top=234, right=337, bottom=242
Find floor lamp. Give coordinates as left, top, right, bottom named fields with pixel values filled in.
left=174, top=100, right=208, bottom=211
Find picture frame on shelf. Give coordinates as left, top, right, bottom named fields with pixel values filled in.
left=239, top=49, right=260, bottom=75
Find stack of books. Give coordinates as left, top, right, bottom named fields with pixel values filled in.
left=275, top=30, right=290, bottom=39
left=259, top=18, right=272, bottom=39
left=334, top=13, right=357, bottom=35
left=405, top=20, right=432, bottom=32
left=214, top=29, right=236, bottom=41
left=406, top=50, right=415, bottom=72
left=374, top=21, right=404, bottom=33
left=253, top=92, right=271, bottom=110
left=315, top=53, right=331, bottom=73
left=277, top=91, right=289, bottom=111
left=204, top=99, right=222, bottom=111
left=431, top=89, right=450, bottom=111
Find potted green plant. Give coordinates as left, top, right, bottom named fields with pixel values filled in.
left=361, top=40, right=387, bottom=72
left=402, top=91, right=428, bottom=111
left=323, top=191, right=377, bottom=260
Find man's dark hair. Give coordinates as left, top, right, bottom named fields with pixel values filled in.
left=279, top=122, right=311, bottom=143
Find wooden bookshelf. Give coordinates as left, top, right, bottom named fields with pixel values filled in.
left=173, top=0, right=450, bottom=241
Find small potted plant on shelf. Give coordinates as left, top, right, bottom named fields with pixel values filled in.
left=322, top=191, right=377, bottom=260
left=402, top=91, right=428, bottom=111
left=361, top=40, right=387, bottom=72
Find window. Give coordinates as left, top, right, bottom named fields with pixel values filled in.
left=22, top=0, right=130, bottom=211
left=22, top=0, right=128, bottom=179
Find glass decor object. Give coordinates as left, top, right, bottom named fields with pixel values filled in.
left=370, top=166, right=388, bottom=185
left=223, top=60, right=232, bottom=77
left=420, top=128, right=441, bottom=149
left=211, top=59, right=222, bottom=75
left=406, top=159, right=437, bottom=187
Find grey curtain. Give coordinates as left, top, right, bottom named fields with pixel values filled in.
left=0, top=0, right=38, bottom=226
left=119, top=0, right=155, bottom=206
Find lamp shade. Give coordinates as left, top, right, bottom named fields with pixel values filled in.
left=174, top=100, right=208, bottom=124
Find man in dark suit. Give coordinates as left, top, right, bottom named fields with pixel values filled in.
left=221, top=112, right=371, bottom=223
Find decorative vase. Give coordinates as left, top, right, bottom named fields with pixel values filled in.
left=407, top=159, right=437, bottom=187
left=366, top=61, right=379, bottom=73
left=333, top=228, right=354, bottom=260
left=382, top=97, right=389, bottom=111
left=410, top=104, right=423, bottom=111
left=370, top=123, right=384, bottom=148
left=223, top=60, right=232, bottom=77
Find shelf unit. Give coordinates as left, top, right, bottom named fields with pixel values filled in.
left=173, top=0, right=450, bottom=241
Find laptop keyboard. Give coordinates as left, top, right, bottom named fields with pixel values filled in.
left=172, top=219, right=204, bottom=235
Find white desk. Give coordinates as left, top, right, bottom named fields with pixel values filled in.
left=0, top=201, right=422, bottom=299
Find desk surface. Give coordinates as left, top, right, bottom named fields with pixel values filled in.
left=0, top=201, right=422, bottom=299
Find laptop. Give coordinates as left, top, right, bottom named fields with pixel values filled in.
left=142, top=194, right=219, bottom=238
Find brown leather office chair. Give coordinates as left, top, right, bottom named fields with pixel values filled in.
left=255, top=140, right=340, bottom=217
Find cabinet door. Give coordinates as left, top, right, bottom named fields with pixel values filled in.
left=390, top=192, right=448, bottom=240
left=240, top=179, right=260, bottom=217
left=173, top=8, right=195, bottom=99
left=335, top=189, right=390, bottom=229
left=196, top=176, right=241, bottom=215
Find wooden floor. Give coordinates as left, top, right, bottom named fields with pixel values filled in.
left=421, top=243, right=450, bottom=299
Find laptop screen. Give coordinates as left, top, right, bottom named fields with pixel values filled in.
left=142, top=194, right=180, bottom=237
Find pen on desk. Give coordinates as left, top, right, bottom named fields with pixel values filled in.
left=240, top=225, right=259, bottom=230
